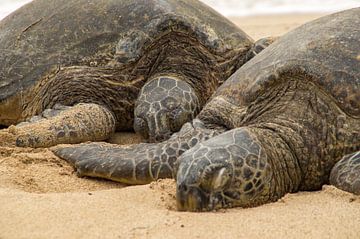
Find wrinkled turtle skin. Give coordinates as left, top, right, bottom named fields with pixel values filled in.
left=54, top=7, right=360, bottom=211
left=0, top=0, right=265, bottom=147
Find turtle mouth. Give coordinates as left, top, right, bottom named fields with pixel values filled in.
left=134, top=116, right=173, bottom=143
left=176, top=184, right=210, bottom=212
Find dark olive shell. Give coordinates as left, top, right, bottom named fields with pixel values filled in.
left=215, top=8, right=360, bottom=117
left=0, top=0, right=252, bottom=102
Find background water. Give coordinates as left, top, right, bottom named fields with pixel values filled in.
left=202, top=0, right=360, bottom=16
left=0, top=0, right=359, bottom=19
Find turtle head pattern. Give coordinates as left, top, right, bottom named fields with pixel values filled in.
left=134, top=76, right=200, bottom=142
left=176, top=128, right=272, bottom=211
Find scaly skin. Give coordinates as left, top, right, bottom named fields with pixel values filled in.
left=52, top=78, right=359, bottom=210
left=6, top=34, right=276, bottom=147
left=54, top=79, right=359, bottom=211
left=134, top=76, right=201, bottom=142
left=53, top=5, right=360, bottom=212
left=54, top=119, right=224, bottom=184
left=8, top=30, right=227, bottom=147
left=1, top=0, right=257, bottom=147
left=177, top=80, right=360, bottom=211
left=330, top=151, right=360, bottom=195
left=15, top=103, right=116, bottom=148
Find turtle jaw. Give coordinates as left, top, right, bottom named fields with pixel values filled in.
left=176, top=184, right=210, bottom=212
left=176, top=183, right=233, bottom=212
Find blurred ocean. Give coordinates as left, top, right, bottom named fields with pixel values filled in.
left=202, top=0, right=360, bottom=16
left=0, top=0, right=359, bottom=20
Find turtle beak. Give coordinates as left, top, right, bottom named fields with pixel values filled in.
left=176, top=183, right=209, bottom=212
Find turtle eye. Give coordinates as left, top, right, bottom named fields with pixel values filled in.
left=169, top=107, right=184, bottom=132
left=160, top=96, right=179, bottom=110
left=201, top=165, right=231, bottom=191
left=169, top=107, right=191, bottom=133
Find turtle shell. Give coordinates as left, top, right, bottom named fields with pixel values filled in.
left=0, top=0, right=252, bottom=102
left=214, top=8, right=360, bottom=118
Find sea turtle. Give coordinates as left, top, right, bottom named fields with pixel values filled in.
left=0, top=0, right=273, bottom=147
left=54, top=8, right=360, bottom=211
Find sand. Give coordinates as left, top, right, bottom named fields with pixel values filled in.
left=1, top=14, right=360, bottom=239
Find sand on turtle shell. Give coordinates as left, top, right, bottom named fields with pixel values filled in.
left=1, top=13, right=360, bottom=239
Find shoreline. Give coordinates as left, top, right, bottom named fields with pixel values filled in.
left=230, top=13, right=327, bottom=39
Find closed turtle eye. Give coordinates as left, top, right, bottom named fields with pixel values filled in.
left=161, top=96, right=180, bottom=110
left=168, top=107, right=192, bottom=133
left=169, top=107, right=188, bottom=132
left=201, top=165, right=232, bottom=191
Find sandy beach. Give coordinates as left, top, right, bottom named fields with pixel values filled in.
left=1, top=13, right=359, bottom=239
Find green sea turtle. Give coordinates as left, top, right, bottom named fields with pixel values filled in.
left=0, top=0, right=274, bottom=147
left=54, top=8, right=360, bottom=211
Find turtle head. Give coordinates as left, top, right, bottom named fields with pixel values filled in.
left=134, top=76, right=200, bottom=142
left=176, top=138, right=234, bottom=212
left=176, top=128, right=272, bottom=211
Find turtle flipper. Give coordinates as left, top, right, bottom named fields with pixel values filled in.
left=13, top=103, right=116, bottom=148
left=53, top=142, right=160, bottom=184
left=53, top=142, right=175, bottom=184
left=330, top=151, right=360, bottom=195
left=52, top=120, right=223, bottom=184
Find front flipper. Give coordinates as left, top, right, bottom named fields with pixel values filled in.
left=53, top=142, right=161, bottom=185
left=13, top=103, right=116, bottom=148
left=330, top=151, right=360, bottom=195
left=52, top=120, right=223, bottom=184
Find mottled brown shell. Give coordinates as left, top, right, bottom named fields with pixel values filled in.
left=214, top=8, right=360, bottom=118
left=0, top=0, right=252, bottom=102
